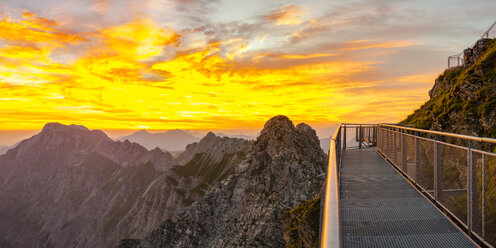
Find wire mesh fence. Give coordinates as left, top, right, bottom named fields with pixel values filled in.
left=485, top=154, right=496, bottom=246
left=438, top=142, right=468, bottom=225
left=340, top=124, right=376, bottom=150
left=448, top=21, right=496, bottom=68
left=378, top=124, right=496, bottom=247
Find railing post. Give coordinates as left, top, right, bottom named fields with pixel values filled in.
left=343, top=125, right=347, bottom=150
left=434, top=134, right=441, bottom=201
left=482, top=153, right=486, bottom=240
left=358, top=124, right=362, bottom=149
left=401, top=129, right=407, bottom=172
left=414, top=131, right=419, bottom=182
left=467, top=140, right=480, bottom=234
left=375, top=125, right=378, bottom=146
left=367, top=127, right=372, bottom=143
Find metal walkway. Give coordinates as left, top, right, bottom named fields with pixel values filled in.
left=340, top=147, right=478, bottom=248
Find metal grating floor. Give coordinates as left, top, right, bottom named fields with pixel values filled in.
left=340, top=147, right=478, bottom=248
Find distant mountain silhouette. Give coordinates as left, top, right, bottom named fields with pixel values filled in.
left=215, top=132, right=255, bottom=140
left=118, top=129, right=200, bottom=151
left=0, top=145, right=8, bottom=155
left=0, top=142, right=20, bottom=155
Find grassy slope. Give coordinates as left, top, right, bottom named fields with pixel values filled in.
left=401, top=39, right=496, bottom=138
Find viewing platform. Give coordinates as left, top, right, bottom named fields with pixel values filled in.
left=320, top=124, right=496, bottom=248
left=341, top=147, right=476, bottom=247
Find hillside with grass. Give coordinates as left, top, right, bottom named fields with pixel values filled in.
left=401, top=38, right=496, bottom=138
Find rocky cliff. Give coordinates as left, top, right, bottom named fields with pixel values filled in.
left=401, top=38, right=496, bottom=138
left=0, top=124, right=250, bottom=248
left=120, top=115, right=327, bottom=248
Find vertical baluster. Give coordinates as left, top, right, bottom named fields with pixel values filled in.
left=402, top=130, right=407, bottom=172
left=434, top=135, right=441, bottom=201
left=343, top=125, right=347, bottom=151
left=414, top=132, right=419, bottom=182
left=467, top=141, right=480, bottom=234
left=482, top=153, right=486, bottom=240
left=358, top=125, right=362, bottom=149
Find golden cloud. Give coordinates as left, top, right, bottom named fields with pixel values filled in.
left=0, top=8, right=427, bottom=130
left=340, top=39, right=419, bottom=51
left=266, top=5, right=306, bottom=26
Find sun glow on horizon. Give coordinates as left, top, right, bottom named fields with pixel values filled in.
left=2, top=0, right=489, bottom=131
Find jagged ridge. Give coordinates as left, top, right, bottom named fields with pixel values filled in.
left=0, top=123, right=251, bottom=248
left=121, top=115, right=327, bottom=248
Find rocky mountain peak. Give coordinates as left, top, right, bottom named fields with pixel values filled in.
left=254, top=115, right=322, bottom=160
left=176, top=132, right=252, bottom=165
left=124, top=115, right=327, bottom=248
left=202, top=131, right=217, bottom=140
left=135, top=129, right=150, bottom=135
left=38, top=122, right=111, bottom=147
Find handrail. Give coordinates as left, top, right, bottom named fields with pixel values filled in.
left=379, top=123, right=496, bottom=144
left=377, top=124, right=496, bottom=247
left=320, top=123, right=342, bottom=248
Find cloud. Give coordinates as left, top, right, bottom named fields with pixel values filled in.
left=1, top=0, right=495, bottom=131
left=339, top=39, right=419, bottom=51
left=266, top=5, right=306, bottom=26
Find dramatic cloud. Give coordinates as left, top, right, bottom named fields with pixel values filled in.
left=0, top=0, right=495, bottom=134
left=266, top=5, right=306, bottom=26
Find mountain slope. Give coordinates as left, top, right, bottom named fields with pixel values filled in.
left=0, top=145, right=9, bottom=155
left=118, top=129, right=200, bottom=151
left=120, top=115, right=327, bottom=248
left=0, top=123, right=250, bottom=248
left=402, top=38, right=496, bottom=137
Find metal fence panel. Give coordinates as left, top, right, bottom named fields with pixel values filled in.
left=438, top=143, right=468, bottom=225
left=417, top=138, right=435, bottom=197
left=485, top=154, right=496, bottom=247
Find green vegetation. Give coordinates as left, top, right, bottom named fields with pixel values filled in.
left=282, top=194, right=321, bottom=248
left=401, top=39, right=496, bottom=138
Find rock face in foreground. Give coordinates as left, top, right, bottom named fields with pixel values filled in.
left=0, top=124, right=250, bottom=248
left=282, top=195, right=322, bottom=248
left=125, top=115, right=327, bottom=248
left=402, top=38, right=496, bottom=138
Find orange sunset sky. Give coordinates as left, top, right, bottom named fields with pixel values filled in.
left=0, top=0, right=495, bottom=144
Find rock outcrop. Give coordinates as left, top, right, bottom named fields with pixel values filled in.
left=0, top=123, right=250, bottom=248
left=463, top=38, right=492, bottom=68
left=123, top=115, right=327, bottom=248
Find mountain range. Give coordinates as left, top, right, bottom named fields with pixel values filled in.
left=119, top=115, right=326, bottom=247
left=0, top=123, right=251, bottom=247
left=0, top=116, right=325, bottom=248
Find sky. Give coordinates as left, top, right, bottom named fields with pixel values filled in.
left=0, top=0, right=495, bottom=144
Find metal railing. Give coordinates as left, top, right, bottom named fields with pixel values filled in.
left=448, top=20, right=496, bottom=68
left=377, top=124, right=496, bottom=247
left=320, top=123, right=377, bottom=248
